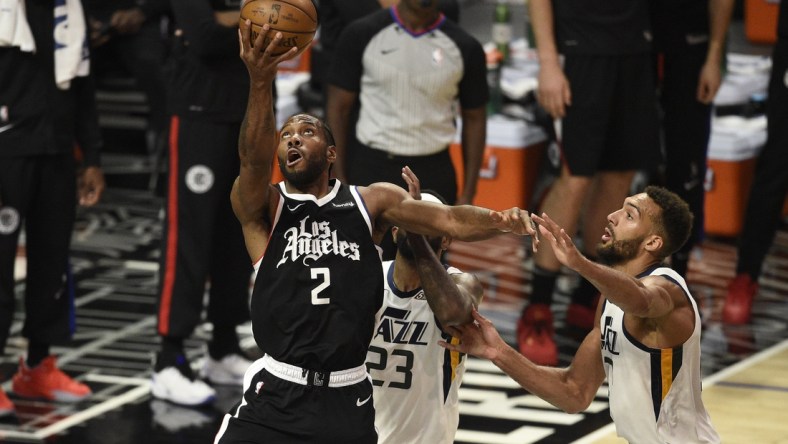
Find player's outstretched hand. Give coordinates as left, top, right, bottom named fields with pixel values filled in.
left=531, top=213, right=584, bottom=269
left=238, top=20, right=298, bottom=83
left=489, top=207, right=539, bottom=252
left=439, top=309, right=507, bottom=361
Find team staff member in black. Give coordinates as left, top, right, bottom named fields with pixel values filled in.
left=723, top=2, right=788, bottom=324
left=0, top=0, right=104, bottom=411
left=150, top=0, right=256, bottom=406
left=650, top=0, right=734, bottom=277
left=214, top=22, right=538, bottom=443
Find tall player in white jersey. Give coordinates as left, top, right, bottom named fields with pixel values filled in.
left=441, top=186, right=721, bottom=444
left=367, top=191, right=483, bottom=444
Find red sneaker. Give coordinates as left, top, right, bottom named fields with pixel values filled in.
left=723, top=274, right=758, bottom=325
left=12, top=356, right=92, bottom=402
left=516, top=304, right=558, bottom=366
left=0, top=388, right=14, bottom=416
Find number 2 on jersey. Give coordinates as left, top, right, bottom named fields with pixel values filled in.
left=311, top=267, right=330, bottom=305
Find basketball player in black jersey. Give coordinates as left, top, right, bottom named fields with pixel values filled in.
left=213, top=22, right=538, bottom=443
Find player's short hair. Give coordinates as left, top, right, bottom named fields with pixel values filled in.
left=285, top=113, right=335, bottom=147
left=644, top=186, right=693, bottom=259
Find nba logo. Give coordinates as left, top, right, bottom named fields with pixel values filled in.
left=269, top=4, right=280, bottom=24
left=313, top=372, right=325, bottom=387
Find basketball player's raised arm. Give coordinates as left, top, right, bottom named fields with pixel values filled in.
left=234, top=20, right=298, bottom=259
left=409, top=232, right=482, bottom=327
left=400, top=169, right=483, bottom=327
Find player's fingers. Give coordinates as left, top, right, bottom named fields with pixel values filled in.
left=239, top=19, right=252, bottom=53
left=538, top=224, right=556, bottom=245
left=255, top=24, right=271, bottom=53
left=438, top=340, right=459, bottom=352
left=275, top=46, right=299, bottom=63
left=471, top=308, right=491, bottom=326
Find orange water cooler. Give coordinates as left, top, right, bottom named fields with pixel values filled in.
left=745, top=0, right=779, bottom=44
left=450, top=115, right=548, bottom=210
left=704, top=116, right=767, bottom=237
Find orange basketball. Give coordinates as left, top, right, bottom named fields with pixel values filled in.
left=240, top=0, right=318, bottom=57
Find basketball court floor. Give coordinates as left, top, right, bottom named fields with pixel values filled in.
left=4, top=2, right=787, bottom=442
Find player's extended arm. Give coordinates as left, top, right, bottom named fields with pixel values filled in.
left=367, top=180, right=538, bottom=242
left=233, top=21, right=297, bottom=259
left=441, top=309, right=606, bottom=413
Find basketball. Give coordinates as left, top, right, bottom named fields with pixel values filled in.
left=240, top=0, right=318, bottom=57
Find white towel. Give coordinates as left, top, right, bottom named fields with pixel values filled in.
left=0, top=0, right=36, bottom=52
left=54, top=0, right=89, bottom=90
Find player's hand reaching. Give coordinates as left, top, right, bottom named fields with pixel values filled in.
left=439, top=309, right=507, bottom=361
left=489, top=207, right=539, bottom=252
left=531, top=213, right=584, bottom=269
left=238, top=20, right=298, bottom=85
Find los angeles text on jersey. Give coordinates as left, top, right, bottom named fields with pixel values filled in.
left=374, top=302, right=430, bottom=345
left=276, top=215, right=361, bottom=267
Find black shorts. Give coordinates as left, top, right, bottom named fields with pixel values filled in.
left=214, top=358, right=377, bottom=444
left=560, top=53, right=660, bottom=176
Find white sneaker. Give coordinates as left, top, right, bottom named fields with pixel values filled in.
left=151, top=367, right=216, bottom=406
left=200, top=353, right=252, bottom=386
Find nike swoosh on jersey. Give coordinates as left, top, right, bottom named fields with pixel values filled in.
left=356, top=394, right=372, bottom=406
left=0, top=123, right=16, bottom=134
left=287, top=203, right=305, bottom=211
left=381, top=48, right=398, bottom=55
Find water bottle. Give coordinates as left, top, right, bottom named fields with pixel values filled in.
left=492, top=0, right=512, bottom=64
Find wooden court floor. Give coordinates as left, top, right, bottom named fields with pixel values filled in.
left=3, top=187, right=788, bottom=443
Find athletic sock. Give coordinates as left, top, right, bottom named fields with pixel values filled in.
left=27, top=341, right=50, bottom=368
left=156, top=337, right=185, bottom=372
left=528, top=266, right=559, bottom=307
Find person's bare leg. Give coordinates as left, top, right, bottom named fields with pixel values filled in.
left=533, top=165, right=593, bottom=272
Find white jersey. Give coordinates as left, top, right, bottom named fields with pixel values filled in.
left=601, top=266, right=720, bottom=444
left=366, top=260, right=467, bottom=444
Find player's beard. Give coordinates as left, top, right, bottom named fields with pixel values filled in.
left=596, top=235, right=644, bottom=266
left=279, top=152, right=328, bottom=186
left=395, top=233, right=443, bottom=261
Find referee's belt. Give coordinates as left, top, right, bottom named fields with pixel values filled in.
left=262, top=354, right=367, bottom=388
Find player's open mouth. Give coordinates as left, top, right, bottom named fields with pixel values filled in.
left=286, top=149, right=302, bottom=166
left=601, top=227, right=612, bottom=242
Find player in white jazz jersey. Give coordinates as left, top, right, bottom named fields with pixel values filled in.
left=367, top=191, right=483, bottom=444
left=441, top=186, right=720, bottom=444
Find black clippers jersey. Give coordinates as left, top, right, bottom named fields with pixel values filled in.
left=252, top=180, right=384, bottom=371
